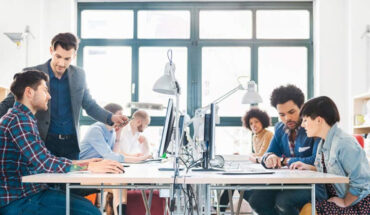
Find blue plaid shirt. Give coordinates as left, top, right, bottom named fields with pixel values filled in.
left=0, top=102, right=72, bottom=207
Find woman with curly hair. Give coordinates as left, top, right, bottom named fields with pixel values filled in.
left=242, top=108, right=273, bottom=163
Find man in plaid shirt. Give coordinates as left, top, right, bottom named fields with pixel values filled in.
left=0, top=70, right=124, bottom=215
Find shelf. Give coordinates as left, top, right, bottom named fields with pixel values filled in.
left=354, top=125, right=370, bottom=129
left=353, top=92, right=370, bottom=100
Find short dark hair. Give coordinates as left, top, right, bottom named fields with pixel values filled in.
left=104, top=103, right=123, bottom=114
left=270, top=84, right=305, bottom=108
left=242, top=108, right=271, bottom=130
left=10, top=70, right=49, bottom=101
left=300, top=96, right=340, bottom=126
left=51, top=33, right=79, bottom=51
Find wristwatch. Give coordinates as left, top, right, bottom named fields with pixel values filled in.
left=280, top=157, right=286, bottom=166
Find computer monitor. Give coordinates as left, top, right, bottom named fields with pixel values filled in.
left=193, top=103, right=219, bottom=171
left=157, top=98, right=175, bottom=158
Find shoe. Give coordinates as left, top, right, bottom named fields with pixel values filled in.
left=116, top=204, right=127, bottom=215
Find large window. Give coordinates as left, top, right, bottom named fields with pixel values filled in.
left=78, top=2, right=313, bottom=155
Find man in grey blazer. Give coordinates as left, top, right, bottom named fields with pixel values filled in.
left=0, top=32, right=128, bottom=160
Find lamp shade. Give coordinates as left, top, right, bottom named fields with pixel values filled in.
left=242, top=81, right=263, bottom=104
left=152, top=62, right=177, bottom=95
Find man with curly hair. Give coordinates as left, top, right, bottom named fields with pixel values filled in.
left=243, top=84, right=321, bottom=215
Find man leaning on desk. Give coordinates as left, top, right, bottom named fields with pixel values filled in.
left=0, top=32, right=129, bottom=160
left=0, top=70, right=124, bottom=215
left=243, top=84, right=321, bottom=215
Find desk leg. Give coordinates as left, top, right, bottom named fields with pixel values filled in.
left=100, top=184, right=104, bottom=214
left=205, top=185, right=211, bottom=215
left=66, top=183, right=70, bottom=215
left=141, top=190, right=152, bottom=215
left=311, top=184, right=316, bottom=215
left=119, top=187, right=122, bottom=215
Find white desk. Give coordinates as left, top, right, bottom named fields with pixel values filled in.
left=22, top=162, right=348, bottom=215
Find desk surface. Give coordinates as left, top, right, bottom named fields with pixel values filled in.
left=22, top=162, right=348, bottom=185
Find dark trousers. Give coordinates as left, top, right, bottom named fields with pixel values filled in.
left=0, top=189, right=101, bottom=215
left=45, top=134, right=80, bottom=160
left=243, top=189, right=311, bottom=215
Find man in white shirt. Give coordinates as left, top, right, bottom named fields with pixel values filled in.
left=116, top=110, right=151, bottom=158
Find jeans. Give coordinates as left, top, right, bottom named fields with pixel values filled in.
left=0, top=189, right=101, bottom=215
left=244, top=189, right=312, bottom=215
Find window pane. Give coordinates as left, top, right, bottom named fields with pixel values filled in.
left=258, top=47, right=307, bottom=117
left=81, top=10, right=133, bottom=39
left=256, top=10, right=309, bottom=39
left=138, top=11, right=190, bottom=39
left=202, top=47, right=251, bottom=116
left=139, top=47, right=187, bottom=116
left=215, top=127, right=252, bottom=155
left=200, top=10, right=252, bottom=39
left=83, top=46, right=132, bottom=116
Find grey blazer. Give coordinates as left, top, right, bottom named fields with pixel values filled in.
left=0, top=60, right=111, bottom=142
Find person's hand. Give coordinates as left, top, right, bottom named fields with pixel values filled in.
left=138, top=135, right=147, bottom=144
left=248, top=154, right=258, bottom=163
left=87, top=159, right=124, bottom=174
left=134, top=153, right=144, bottom=157
left=290, top=161, right=308, bottom=170
left=111, top=115, right=129, bottom=127
left=265, top=154, right=281, bottom=169
left=289, top=161, right=316, bottom=171
left=328, top=197, right=347, bottom=208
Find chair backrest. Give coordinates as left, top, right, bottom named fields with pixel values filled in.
left=353, top=135, right=365, bottom=148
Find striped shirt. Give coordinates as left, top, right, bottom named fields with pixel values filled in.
left=0, top=102, right=72, bottom=207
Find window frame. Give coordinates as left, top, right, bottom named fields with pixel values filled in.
left=77, top=2, right=313, bottom=127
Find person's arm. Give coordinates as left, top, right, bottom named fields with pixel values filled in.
left=138, top=135, right=150, bottom=156
left=0, top=93, right=15, bottom=118
left=255, top=131, right=273, bottom=157
left=287, top=138, right=320, bottom=166
left=333, top=137, right=369, bottom=206
left=261, top=126, right=282, bottom=168
left=11, top=117, right=71, bottom=173
left=83, top=126, right=125, bottom=162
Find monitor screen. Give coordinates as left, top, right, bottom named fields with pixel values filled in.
left=157, top=98, right=175, bottom=158
left=202, top=103, right=216, bottom=169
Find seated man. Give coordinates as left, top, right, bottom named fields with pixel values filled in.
left=116, top=110, right=152, bottom=158
left=243, top=84, right=320, bottom=215
left=0, top=70, right=124, bottom=215
left=80, top=105, right=151, bottom=215
left=80, top=103, right=150, bottom=163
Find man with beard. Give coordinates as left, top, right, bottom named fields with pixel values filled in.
left=116, top=110, right=151, bottom=158
left=243, top=84, right=320, bottom=215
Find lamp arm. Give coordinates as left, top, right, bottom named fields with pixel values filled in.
left=195, top=84, right=243, bottom=116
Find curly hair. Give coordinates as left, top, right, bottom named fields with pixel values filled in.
left=270, top=84, right=305, bottom=108
left=242, top=108, right=271, bottom=130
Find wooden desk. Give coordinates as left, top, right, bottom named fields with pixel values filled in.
left=23, top=162, right=348, bottom=215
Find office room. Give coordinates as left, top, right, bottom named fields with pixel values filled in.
left=0, top=0, right=369, bottom=215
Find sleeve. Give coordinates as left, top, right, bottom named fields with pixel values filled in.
left=79, top=69, right=112, bottom=125
left=0, top=93, right=15, bottom=118
left=255, top=131, right=273, bottom=157
left=10, top=118, right=72, bottom=173
left=84, top=126, right=125, bottom=162
left=338, top=137, right=370, bottom=203
left=288, top=138, right=319, bottom=165
left=265, top=125, right=283, bottom=156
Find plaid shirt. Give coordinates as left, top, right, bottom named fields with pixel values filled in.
left=0, top=102, right=72, bottom=207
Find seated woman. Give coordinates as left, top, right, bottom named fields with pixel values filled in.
left=290, top=96, right=370, bottom=214
left=243, top=108, right=273, bottom=163
left=219, top=108, right=273, bottom=212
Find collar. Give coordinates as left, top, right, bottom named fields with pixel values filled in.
left=322, top=123, right=338, bottom=151
left=48, top=59, right=68, bottom=80
left=255, top=129, right=267, bottom=138
left=14, top=101, right=36, bottom=120
left=284, top=125, right=300, bottom=134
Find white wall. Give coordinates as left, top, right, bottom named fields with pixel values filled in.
left=0, top=0, right=76, bottom=88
